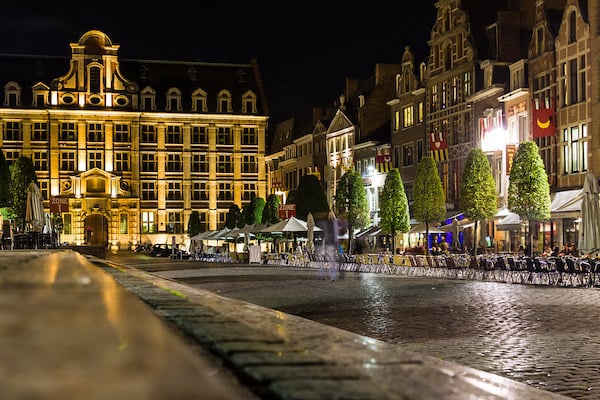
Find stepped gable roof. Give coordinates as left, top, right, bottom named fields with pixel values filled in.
left=547, top=7, right=565, bottom=36
left=460, top=0, right=525, bottom=60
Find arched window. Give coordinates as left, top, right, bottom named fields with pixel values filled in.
left=165, top=87, right=182, bottom=111
left=4, top=81, right=21, bottom=107
left=241, top=90, right=257, bottom=113
left=89, top=66, right=101, bottom=93
left=217, top=90, right=232, bottom=113
left=569, top=10, right=576, bottom=43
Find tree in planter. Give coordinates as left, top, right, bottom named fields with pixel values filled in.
left=187, top=210, right=201, bottom=238
left=334, top=171, right=370, bottom=254
left=0, top=150, right=10, bottom=208
left=460, top=148, right=498, bottom=255
left=10, top=156, right=38, bottom=232
left=241, top=195, right=266, bottom=226
left=413, top=156, right=446, bottom=255
left=295, top=174, right=330, bottom=221
left=379, top=168, right=410, bottom=253
left=508, top=141, right=550, bottom=256
left=226, top=204, right=242, bottom=229
left=263, top=194, right=281, bottom=225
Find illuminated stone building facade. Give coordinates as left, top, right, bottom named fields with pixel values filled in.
left=0, top=30, right=268, bottom=249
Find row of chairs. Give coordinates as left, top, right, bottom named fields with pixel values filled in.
left=474, top=254, right=600, bottom=287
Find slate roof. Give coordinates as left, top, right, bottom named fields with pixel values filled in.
left=0, top=52, right=268, bottom=115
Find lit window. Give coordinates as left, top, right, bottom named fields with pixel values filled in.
left=142, top=211, right=155, bottom=233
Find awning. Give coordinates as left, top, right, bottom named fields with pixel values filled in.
left=439, top=218, right=475, bottom=231
left=551, top=188, right=583, bottom=218
left=356, top=226, right=383, bottom=238
left=496, top=212, right=521, bottom=231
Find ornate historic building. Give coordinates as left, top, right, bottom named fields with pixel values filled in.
left=0, top=30, right=268, bottom=249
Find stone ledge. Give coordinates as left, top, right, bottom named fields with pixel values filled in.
left=93, top=256, right=571, bottom=400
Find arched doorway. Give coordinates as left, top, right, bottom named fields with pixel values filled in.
left=84, top=214, right=108, bottom=246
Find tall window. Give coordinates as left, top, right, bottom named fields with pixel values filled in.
left=242, top=155, right=257, bottom=173
left=218, top=182, right=233, bottom=200
left=141, top=181, right=156, bottom=200
left=192, top=154, right=208, bottom=172
left=141, top=211, right=155, bottom=233
left=61, top=152, right=76, bottom=171
left=417, top=101, right=424, bottom=123
left=60, top=122, right=76, bottom=141
left=4, top=121, right=22, bottom=141
left=166, top=125, right=182, bottom=144
left=563, top=124, right=588, bottom=174
left=167, top=182, right=182, bottom=200
left=191, top=126, right=208, bottom=144
left=402, top=143, right=414, bottom=167
left=243, top=183, right=255, bottom=200
left=141, top=124, right=156, bottom=143
left=167, top=211, right=183, bottom=233
left=217, top=155, right=232, bottom=173
left=88, top=152, right=102, bottom=169
left=63, top=214, right=72, bottom=235
left=192, top=182, right=208, bottom=200
left=32, top=122, right=48, bottom=141
left=114, top=152, right=130, bottom=171
left=463, top=72, right=472, bottom=98
left=141, top=153, right=157, bottom=172
left=242, top=127, right=257, bottom=145
left=114, top=124, right=130, bottom=142
left=568, top=11, right=576, bottom=43
left=402, top=105, right=414, bottom=128
left=217, top=127, right=232, bottom=145
left=33, top=151, right=48, bottom=170
left=87, top=123, right=103, bottom=142
left=166, top=154, right=182, bottom=172
left=119, top=214, right=128, bottom=234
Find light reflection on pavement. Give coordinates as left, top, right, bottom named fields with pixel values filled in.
left=105, top=254, right=600, bottom=400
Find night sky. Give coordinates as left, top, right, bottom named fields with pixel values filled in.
left=0, top=3, right=437, bottom=123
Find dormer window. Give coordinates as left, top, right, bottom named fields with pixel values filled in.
left=166, top=88, right=182, bottom=111
left=4, top=81, right=21, bottom=107
left=217, top=90, right=232, bottom=113
left=187, top=67, right=197, bottom=81
left=191, top=88, right=208, bottom=112
left=140, top=86, right=156, bottom=111
left=241, top=91, right=257, bottom=113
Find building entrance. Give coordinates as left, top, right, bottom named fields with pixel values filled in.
left=84, top=214, right=108, bottom=246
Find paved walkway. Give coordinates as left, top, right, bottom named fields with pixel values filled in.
left=0, top=249, right=573, bottom=399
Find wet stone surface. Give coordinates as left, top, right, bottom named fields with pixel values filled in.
left=147, top=263, right=600, bottom=400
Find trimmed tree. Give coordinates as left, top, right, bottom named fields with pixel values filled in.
left=379, top=168, right=410, bottom=253
left=187, top=210, right=201, bottom=237
left=0, top=150, right=10, bottom=208
left=335, top=171, right=370, bottom=254
left=413, top=156, right=446, bottom=255
left=295, top=174, right=330, bottom=221
left=226, top=204, right=242, bottom=229
left=508, top=141, right=551, bottom=256
left=10, top=156, right=38, bottom=232
left=263, top=194, right=281, bottom=224
left=460, top=148, right=498, bottom=255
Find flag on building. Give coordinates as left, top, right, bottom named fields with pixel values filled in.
left=342, top=157, right=354, bottom=172
left=307, top=166, right=320, bottom=179
left=532, top=99, right=555, bottom=138
left=429, top=131, right=448, bottom=162
left=375, top=154, right=392, bottom=173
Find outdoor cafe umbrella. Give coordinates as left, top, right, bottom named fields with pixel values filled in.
left=451, top=217, right=461, bottom=249
left=306, top=212, right=315, bottom=253
left=578, top=173, right=600, bottom=256
left=25, top=182, right=45, bottom=233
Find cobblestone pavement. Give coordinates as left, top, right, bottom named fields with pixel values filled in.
left=106, top=253, right=600, bottom=400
